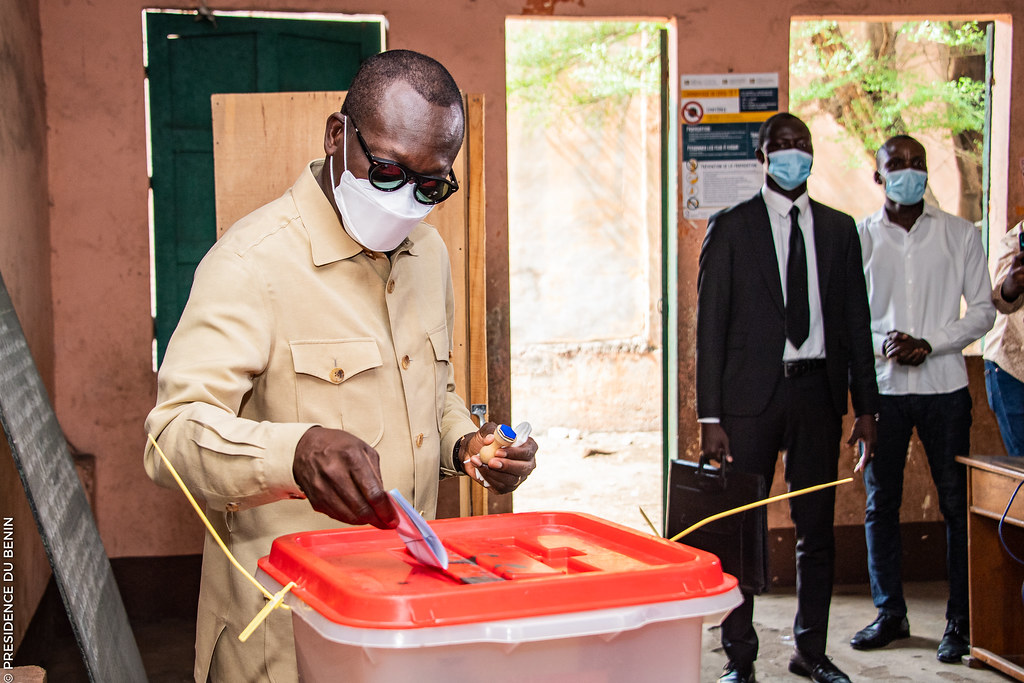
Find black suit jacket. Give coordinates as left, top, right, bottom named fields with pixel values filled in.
left=696, top=193, right=878, bottom=420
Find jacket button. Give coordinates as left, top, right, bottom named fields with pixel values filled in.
left=416, top=433, right=424, bottom=447
left=329, top=367, right=344, bottom=383
left=401, top=355, right=410, bottom=369
left=387, top=279, right=396, bottom=293
left=225, top=502, right=240, bottom=512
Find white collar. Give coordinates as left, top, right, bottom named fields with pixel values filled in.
left=762, top=184, right=811, bottom=218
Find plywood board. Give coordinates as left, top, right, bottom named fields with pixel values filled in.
left=212, top=91, right=346, bottom=236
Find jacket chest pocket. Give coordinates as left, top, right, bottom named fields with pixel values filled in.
left=290, top=339, right=384, bottom=447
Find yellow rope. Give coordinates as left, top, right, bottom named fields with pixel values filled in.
left=638, top=505, right=660, bottom=536
left=239, top=581, right=296, bottom=642
left=146, top=433, right=285, bottom=606
left=667, top=477, right=853, bottom=543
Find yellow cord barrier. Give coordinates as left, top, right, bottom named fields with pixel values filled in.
left=666, top=477, right=853, bottom=543
left=146, top=434, right=291, bottom=642
left=238, top=581, right=296, bottom=643
left=638, top=505, right=660, bottom=536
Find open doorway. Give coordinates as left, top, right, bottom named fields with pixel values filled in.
left=504, top=18, right=668, bottom=533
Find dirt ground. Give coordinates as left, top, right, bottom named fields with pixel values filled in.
left=511, top=428, right=664, bottom=534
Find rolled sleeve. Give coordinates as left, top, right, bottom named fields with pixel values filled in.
left=992, top=224, right=1024, bottom=314
left=144, top=245, right=312, bottom=509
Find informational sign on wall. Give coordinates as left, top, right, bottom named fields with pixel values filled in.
left=681, top=73, right=779, bottom=219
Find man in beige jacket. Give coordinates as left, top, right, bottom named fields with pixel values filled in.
left=144, top=50, right=537, bottom=682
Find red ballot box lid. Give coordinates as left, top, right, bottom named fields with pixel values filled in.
left=257, top=511, right=737, bottom=630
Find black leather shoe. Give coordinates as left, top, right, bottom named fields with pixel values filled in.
left=850, top=613, right=911, bottom=650
left=718, top=662, right=756, bottom=682
left=788, top=649, right=852, bottom=683
left=936, top=619, right=970, bottom=663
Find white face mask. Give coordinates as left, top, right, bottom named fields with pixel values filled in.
left=330, top=117, right=433, bottom=252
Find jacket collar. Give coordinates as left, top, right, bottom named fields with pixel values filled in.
left=293, top=160, right=424, bottom=266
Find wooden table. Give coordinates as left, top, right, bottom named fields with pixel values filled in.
left=957, top=455, right=1024, bottom=680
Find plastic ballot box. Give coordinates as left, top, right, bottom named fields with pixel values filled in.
left=257, top=511, right=741, bottom=683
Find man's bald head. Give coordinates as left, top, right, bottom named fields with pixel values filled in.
left=341, top=50, right=464, bottom=148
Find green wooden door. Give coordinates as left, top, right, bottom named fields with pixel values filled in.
left=145, top=12, right=382, bottom=362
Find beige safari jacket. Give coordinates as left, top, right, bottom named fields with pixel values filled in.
left=984, top=221, right=1024, bottom=383
left=144, top=160, right=476, bottom=682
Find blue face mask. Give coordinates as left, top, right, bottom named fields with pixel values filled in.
left=766, top=149, right=813, bottom=191
left=882, top=168, right=928, bottom=206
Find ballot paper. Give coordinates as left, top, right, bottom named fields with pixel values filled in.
left=389, top=488, right=448, bottom=570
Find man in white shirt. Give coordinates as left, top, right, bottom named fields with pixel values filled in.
left=850, top=135, right=995, bottom=664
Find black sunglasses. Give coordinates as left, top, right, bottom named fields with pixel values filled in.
left=347, top=116, right=459, bottom=205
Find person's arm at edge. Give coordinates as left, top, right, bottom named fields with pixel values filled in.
left=993, top=223, right=1024, bottom=314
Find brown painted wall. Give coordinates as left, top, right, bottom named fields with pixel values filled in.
left=0, top=0, right=55, bottom=648
left=27, top=0, right=1024, bottom=563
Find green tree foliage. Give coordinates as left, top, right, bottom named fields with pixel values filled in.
left=791, top=21, right=985, bottom=162
left=790, top=20, right=988, bottom=219
left=506, top=20, right=664, bottom=125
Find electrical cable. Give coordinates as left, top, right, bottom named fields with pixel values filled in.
left=996, top=478, right=1024, bottom=605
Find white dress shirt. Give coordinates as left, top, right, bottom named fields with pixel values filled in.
left=762, top=186, right=826, bottom=361
left=857, top=203, right=995, bottom=395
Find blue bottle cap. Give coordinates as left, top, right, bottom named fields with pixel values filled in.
left=496, top=424, right=517, bottom=443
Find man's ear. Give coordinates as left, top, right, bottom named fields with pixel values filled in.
left=755, top=148, right=765, bottom=165
left=324, top=112, right=345, bottom=156
left=873, top=170, right=885, bottom=187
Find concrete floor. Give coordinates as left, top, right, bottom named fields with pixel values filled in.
left=701, top=581, right=1012, bottom=682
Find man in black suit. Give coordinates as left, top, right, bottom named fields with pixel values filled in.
left=696, top=112, right=880, bottom=683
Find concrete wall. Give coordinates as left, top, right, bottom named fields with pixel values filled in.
left=508, top=49, right=663, bottom=434
left=0, top=0, right=54, bottom=648
left=26, top=0, right=1024, bottom=564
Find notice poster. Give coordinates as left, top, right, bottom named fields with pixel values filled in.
left=681, top=73, right=779, bottom=219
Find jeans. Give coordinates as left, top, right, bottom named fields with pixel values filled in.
left=985, top=360, right=1024, bottom=456
left=863, top=389, right=971, bottom=622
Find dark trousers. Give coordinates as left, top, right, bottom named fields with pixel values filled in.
left=864, top=389, right=971, bottom=622
left=720, top=366, right=841, bottom=666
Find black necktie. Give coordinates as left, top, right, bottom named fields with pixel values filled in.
left=786, top=206, right=809, bottom=348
